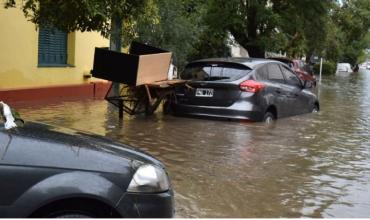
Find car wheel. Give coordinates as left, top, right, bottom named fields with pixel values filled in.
left=312, top=105, right=319, bottom=113
left=52, top=213, right=93, bottom=218
left=263, top=112, right=275, bottom=124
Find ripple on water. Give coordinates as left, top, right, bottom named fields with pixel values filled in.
left=14, top=71, right=370, bottom=217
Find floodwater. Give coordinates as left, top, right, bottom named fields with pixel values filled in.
left=16, top=69, right=370, bottom=217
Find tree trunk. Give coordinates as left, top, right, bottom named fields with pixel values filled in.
left=109, top=16, right=122, bottom=96
left=245, top=45, right=265, bottom=58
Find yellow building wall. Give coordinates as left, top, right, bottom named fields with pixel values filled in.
left=0, top=5, right=109, bottom=90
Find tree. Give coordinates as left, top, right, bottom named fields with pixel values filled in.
left=202, top=0, right=334, bottom=58
left=272, top=0, right=333, bottom=59
left=121, top=0, right=230, bottom=70
left=204, top=0, right=280, bottom=58
left=331, top=0, right=370, bottom=65
left=124, top=0, right=205, bottom=70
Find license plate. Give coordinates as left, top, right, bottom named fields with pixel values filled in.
left=195, top=88, right=214, bottom=97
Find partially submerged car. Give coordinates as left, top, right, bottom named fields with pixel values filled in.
left=336, top=63, right=353, bottom=74
left=0, top=102, right=174, bottom=218
left=171, top=58, right=319, bottom=123
left=270, top=57, right=316, bottom=87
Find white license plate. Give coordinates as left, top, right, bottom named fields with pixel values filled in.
left=195, top=88, right=214, bottom=97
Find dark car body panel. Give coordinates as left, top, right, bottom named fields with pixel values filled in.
left=0, top=122, right=174, bottom=217
left=172, top=58, right=318, bottom=121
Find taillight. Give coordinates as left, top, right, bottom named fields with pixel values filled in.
left=239, top=80, right=265, bottom=93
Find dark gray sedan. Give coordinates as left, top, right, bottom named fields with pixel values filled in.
left=172, top=58, right=319, bottom=123
left=0, top=121, right=174, bottom=218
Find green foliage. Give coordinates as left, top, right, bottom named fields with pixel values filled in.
left=199, top=0, right=335, bottom=58
left=4, top=0, right=149, bottom=37
left=126, top=0, right=230, bottom=70
left=126, top=0, right=205, bottom=69
left=203, top=0, right=279, bottom=57
left=272, top=0, right=326, bottom=57
left=330, top=0, right=370, bottom=65
left=4, top=0, right=369, bottom=68
left=313, top=61, right=336, bottom=75
left=188, top=29, right=231, bottom=62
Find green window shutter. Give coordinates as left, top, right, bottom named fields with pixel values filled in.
left=38, top=27, right=68, bottom=66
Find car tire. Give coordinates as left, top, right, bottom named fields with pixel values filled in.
left=312, top=105, right=319, bottom=113
left=263, top=112, right=275, bottom=124
left=52, top=213, right=93, bottom=218
left=31, top=200, right=113, bottom=218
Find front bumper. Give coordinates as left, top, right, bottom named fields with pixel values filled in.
left=116, top=190, right=174, bottom=218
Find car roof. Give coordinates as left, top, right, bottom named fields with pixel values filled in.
left=187, top=57, right=281, bottom=70
left=269, top=57, right=293, bottom=64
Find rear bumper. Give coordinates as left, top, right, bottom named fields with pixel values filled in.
left=172, top=101, right=264, bottom=121
left=116, top=190, right=174, bottom=218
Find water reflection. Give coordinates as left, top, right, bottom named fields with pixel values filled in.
left=16, top=69, right=370, bottom=217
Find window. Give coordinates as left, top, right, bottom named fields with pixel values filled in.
left=267, top=64, right=285, bottom=84
left=38, top=27, right=68, bottom=66
left=181, top=65, right=250, bottom=81
left=255, top=65, right=268, bottom=81
left=280, top=65, right=302, bottom=87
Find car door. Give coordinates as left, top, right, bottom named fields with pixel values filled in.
left=280, top=64, right=310, bottom=115
left=265, top=63, right=291, bottom=118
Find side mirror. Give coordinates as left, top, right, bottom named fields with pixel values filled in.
left=304, top=80, right=314, bottom=89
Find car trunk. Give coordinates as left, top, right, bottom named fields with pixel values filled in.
left=176, top=62, right=251, bottom=107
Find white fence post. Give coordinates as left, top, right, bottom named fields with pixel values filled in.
left=319, top=58, right=323, bottom=85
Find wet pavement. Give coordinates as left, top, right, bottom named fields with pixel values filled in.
left=16, top=69, right=370, bottom=217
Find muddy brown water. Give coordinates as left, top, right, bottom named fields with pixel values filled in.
left=15, top=69, right=370, bottom=217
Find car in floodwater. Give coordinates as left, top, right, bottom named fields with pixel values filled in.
left=171, top=58, right=319, bottom=123
left=336, top=63, right=353, bottom=74
left=270, top=57, right=316, bottom=88
left=0, top=119, right=174, bottom=218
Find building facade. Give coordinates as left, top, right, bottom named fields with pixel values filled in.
left=0, top=4, right=110, bottom=103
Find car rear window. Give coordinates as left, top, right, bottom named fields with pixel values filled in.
left=180, top=64, right=251, bottom=81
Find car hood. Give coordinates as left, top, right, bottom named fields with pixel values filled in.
left=0, top=121, right=164, bottom=174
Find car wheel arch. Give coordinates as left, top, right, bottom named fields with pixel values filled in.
left=265, top=105, right=277, bottom=120
left=13, top=171, right=125, bottom=217
left=314, top=101, right=320, bottom=111
left=29, top=197, right=122, bottom=218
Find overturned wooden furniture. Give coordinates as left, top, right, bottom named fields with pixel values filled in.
left=91, top=42, right=186, bottom=117
left=92, top=42, right=172, bottom=86
left=104, top=79, right=187, bottom=117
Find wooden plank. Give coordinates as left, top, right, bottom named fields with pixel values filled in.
left=136, top=53, right=172, bottom=86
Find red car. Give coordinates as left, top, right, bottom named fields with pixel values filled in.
left=270, top=58, right=316, bottom=88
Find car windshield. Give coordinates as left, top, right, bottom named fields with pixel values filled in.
left=180, top=65, right=251, bottom=81
left=297, top=60, right=305, bottom=69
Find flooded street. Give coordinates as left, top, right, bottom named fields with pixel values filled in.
left=17, top=69, right=370, bottom=217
